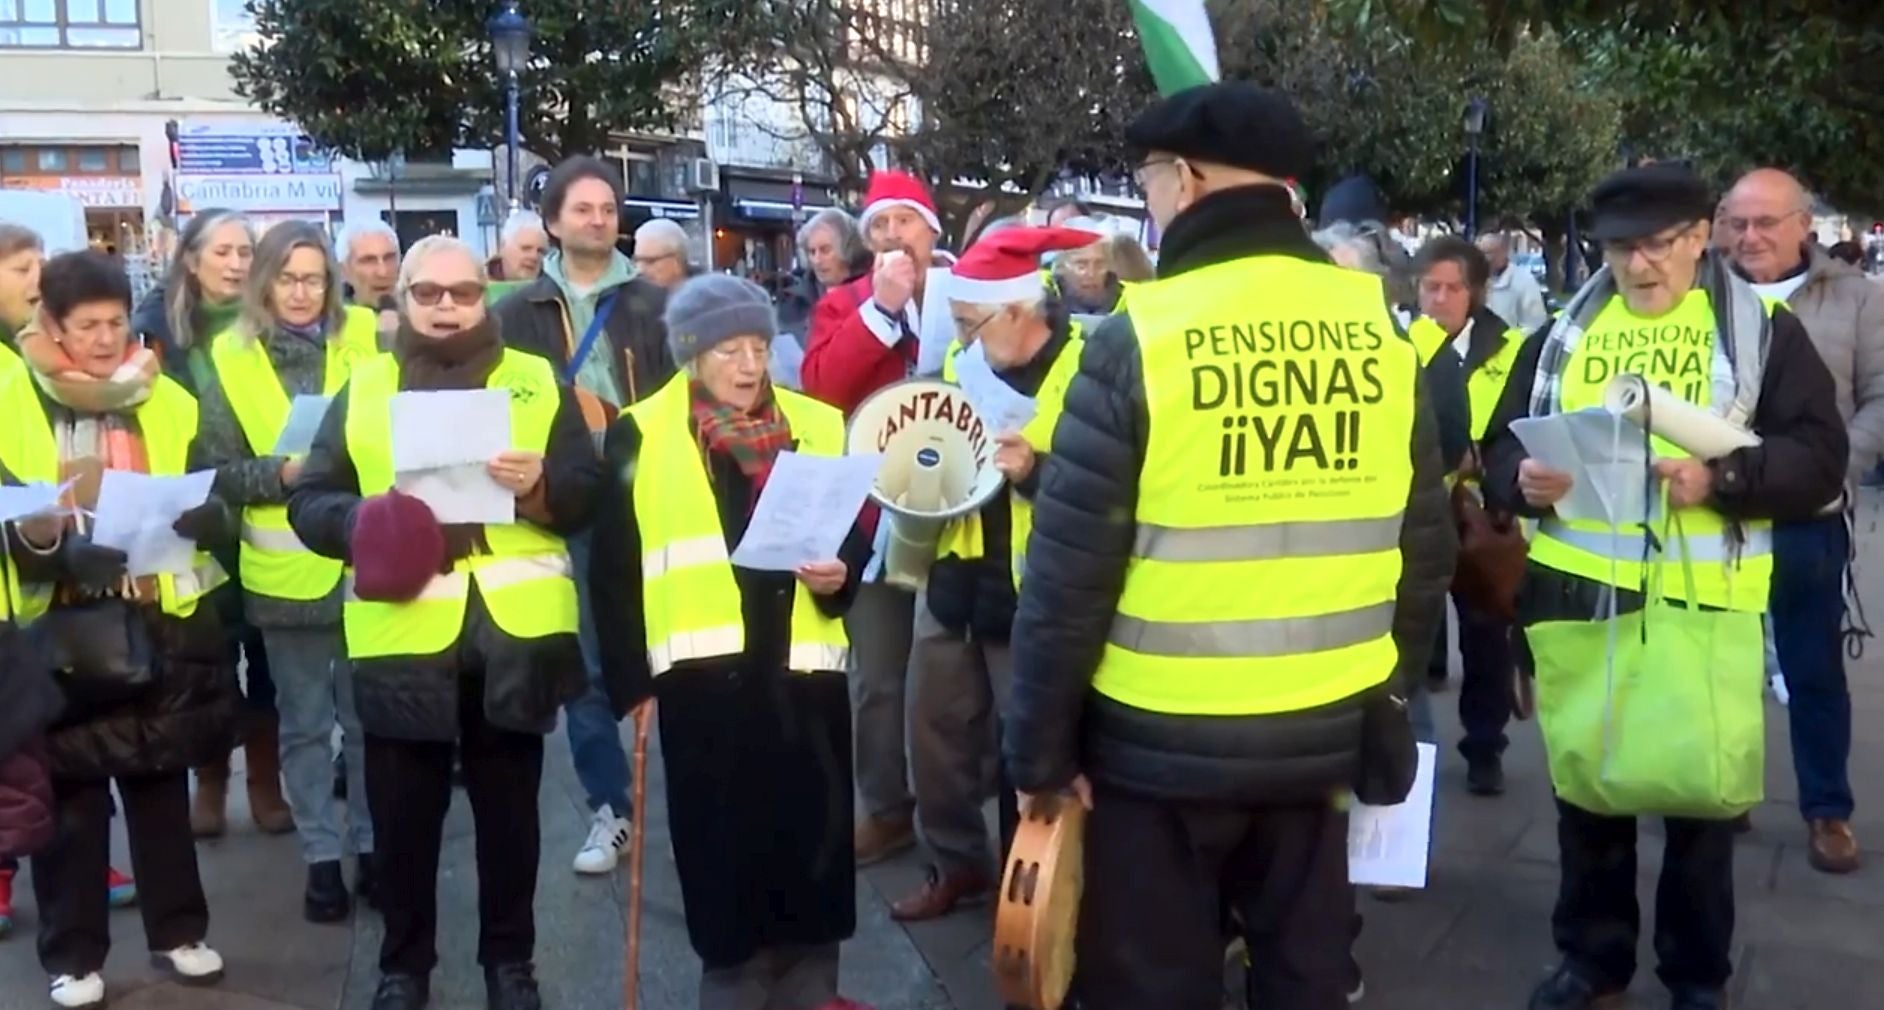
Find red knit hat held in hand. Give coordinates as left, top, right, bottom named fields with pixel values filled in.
left=350, top=490, right=445, bottom=603
left=858, top=170, right=941, bottom=236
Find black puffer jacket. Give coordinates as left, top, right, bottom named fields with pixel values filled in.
left=1003, top=185, right=1456, bottom=803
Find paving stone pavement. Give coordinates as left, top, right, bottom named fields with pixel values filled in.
left=5, top=494, right=1884, bottom=1009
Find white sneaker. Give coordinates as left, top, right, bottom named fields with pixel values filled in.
left=150, top=942, right=224, bottom=985
left=1770, top=674, right=1791, bottom=707
left=572, top=805, right=631, bottom=875
left=49, top=973, right=104, bottom=1009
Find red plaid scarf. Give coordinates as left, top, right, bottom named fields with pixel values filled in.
left=691, top=379, right=793, bottom=491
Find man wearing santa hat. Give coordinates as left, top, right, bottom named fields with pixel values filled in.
left=802, top=169, right=958, bottom=866
left=892, top=226, right=1101, bottom=921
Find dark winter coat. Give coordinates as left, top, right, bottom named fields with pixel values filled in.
left=285, top=376, right=600, bottom=741
left=0, top=392, right=240, bottom=782
left=1002, top=185, right=1457, bottom=804
left=0, top=619, right=61, bottom=859
left=489, top=274, right=674, bottom=410
left=590, top=412, right=870, bottom=967
left=1479, top=301, right=1847, bottom=623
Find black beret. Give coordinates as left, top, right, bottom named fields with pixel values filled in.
left=1126, top=82, right=1313, bottom=180
left=1587, top=164, right=1715, bottom=242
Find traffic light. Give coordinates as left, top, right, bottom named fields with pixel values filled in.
left=164, top=119, right=180, bottom=170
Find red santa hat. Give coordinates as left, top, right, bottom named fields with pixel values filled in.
left=858, top=170, right=941, bottom=236
left=947, top=226, right=1104, bottom=304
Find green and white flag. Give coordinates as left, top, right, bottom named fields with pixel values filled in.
left=1127, top=0, right=1221, bottom=96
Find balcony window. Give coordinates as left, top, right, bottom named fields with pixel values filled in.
left=76, top=148, right=108, bottom=172
left=36, top=149, right=68, bottom=172
left=0, top=0, right=141, bottom=49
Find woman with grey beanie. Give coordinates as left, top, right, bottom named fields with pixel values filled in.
left=589, top=274, right=876, bottom=1010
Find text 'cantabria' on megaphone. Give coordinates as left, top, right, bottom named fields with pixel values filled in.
left=847, top=378, right=1007, bottom=591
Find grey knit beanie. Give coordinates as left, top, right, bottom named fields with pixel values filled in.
left=664, top=273, right=778, bottom=364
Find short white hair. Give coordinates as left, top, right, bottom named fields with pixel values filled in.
left=633, top=218, right=689, bottom=258
left=500, top=210, right=545, bottom=246
left=338, top=219, right=401, bottom=262
left=397, top=234, right=486, bottom=295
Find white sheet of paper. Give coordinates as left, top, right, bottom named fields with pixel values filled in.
left=395, top=466, right=515, bottom=525
left=272, top=395, right=333, bottom=456
left=390, top=389, right=511, bottom=471
left=1347, top=742, right=1437, bottom=888
left=731, top=452, right=884, bottom=571
left=0, top=481, right=69, bottom=523
left=1511, top=408, right=1654, bottom=526
left=90, top=470, right=217, bottom=576
left=953, top=341, right=1038, bottom=435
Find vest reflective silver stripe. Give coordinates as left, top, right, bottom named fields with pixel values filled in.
left=1133, top=514, right=1404, bottom=563
left=1536, top=519, right=1773, bottom=565
left=341, top=554, right=570, bottom=603
left=642, top=534, right=728, bottom=580
left=242, top=522, right=313, bottom=554
left=650, top=624, right=745, bottom=675
left=172, top=560, right=229, bottom=602
left=790, top=641, right=851, bottom=672
left=1109, top=600, right=1396, bottom=658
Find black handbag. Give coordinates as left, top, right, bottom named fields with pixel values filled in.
left=31, top=597, right=155, bottom=706
left=1355, top=684, right=1418, bottom=806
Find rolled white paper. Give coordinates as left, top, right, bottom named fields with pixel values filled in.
left=1602, top=375, right=1760, bottom=459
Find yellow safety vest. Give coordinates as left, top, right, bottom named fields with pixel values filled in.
left=625, top=373, right=850, bottom=675
left=1465, top=327, right=1527, bottom=443
left=933, top=324, right=1085, bottom=582
left=0, top=367, right=226, bottom=623
left=1094, top=257, right=1417, bottom=716
left=208, top=306, right=378, bottom=601
left=1526, top=290, right=1774, bottom=612
left=341, top=350, right=577, bottom=658
left=1408, top=317, right=1450, bottom=366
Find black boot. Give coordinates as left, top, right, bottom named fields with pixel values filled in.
left=485, top=962, right=542, bottom=1010
left=1670, top=989, right=1726, bottom=1010
left=1529, top=964, right=1625, bottom=1010
left=304, top=860, right=351, bottom=923
left=355, top=852, right=378, bottom=909
left=1465, top=755, right=1506, bottom=796
left=371, top=973, right=430, bottom=1010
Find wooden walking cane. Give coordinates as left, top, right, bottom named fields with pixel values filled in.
left=622, top=699, right=654, bottom=1010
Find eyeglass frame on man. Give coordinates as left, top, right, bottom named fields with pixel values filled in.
left=406, top=280, right=487, bottom=307
left=1600, top=220, right=1706, bottom=264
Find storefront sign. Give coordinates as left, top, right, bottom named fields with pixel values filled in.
left=177, top=173, right=342, bottom=213
left=1, top=175, right=142, bottom=208
left=176, top=121, right=332, bottom=175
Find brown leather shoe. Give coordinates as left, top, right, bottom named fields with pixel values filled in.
left=853, top=814, right=915, bottom=867
left=1808, top=819, right=1861, bottom=874
left=191, top=759, right=230, bottom=839
left=889, top=866, right=993, bottom=922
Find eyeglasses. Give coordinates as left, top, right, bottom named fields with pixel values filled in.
left=406, top=281, right=486, bottom=307
left=1132, top=157, right=1178, bottom=190
left=274, top=273, right=328, bottom=293
left=1601, top=225, right=1696, bottom=263
left=954, top=312, right=998, bottom=342
left=708, top=342, right=769, bottom=365
left=1720, top=212, right=1805, bottom=235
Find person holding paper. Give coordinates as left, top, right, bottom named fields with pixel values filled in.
left=1477, top=164, right=1846, bottom=1010
left=888, top=225, right=1099, bottom=922
left=1, top=250, right=240, bottom=1008
left=287, top=235, right=598, bottom=1010
left=197, top=220, right=381, bottom=924
left=590, top=274, right=873, bottom=1010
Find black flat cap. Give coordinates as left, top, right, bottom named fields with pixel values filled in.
left=1587, top=164, right=1715, bottom=242
left=1126, top=82, right=1313, bottom=180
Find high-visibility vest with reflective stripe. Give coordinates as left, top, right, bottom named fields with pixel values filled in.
left=1408, top=317, right=1449, bottom=366
left=1093, top=257, right=1417, bottom=716
left=209, top=306, right=378, bottom=601
left=341, top=350, right=577, bottom=658
left=1526, top=290, right=1774, bottom=612
left=1466, top=327, right=1527, bottom=443
left=0, top=366, right=226, bottom=623
left=625, top=373, right=850, bottom=676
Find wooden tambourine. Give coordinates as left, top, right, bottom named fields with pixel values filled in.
left=993, top=795, right=1086, bottom=1010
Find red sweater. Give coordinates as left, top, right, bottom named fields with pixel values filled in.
left=801, top=275, right=919, bottom=415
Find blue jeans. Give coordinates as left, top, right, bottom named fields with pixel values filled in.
left=1770, top=515, right=1855, bottom=822
left=265, top=625, right=370, bottom=863
left=566, top=531, right=632, bottom=817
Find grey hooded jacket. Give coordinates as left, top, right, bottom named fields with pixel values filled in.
left=1785, top=245, right=1884, bottom=485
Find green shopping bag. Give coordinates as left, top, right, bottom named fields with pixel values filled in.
left=1528, top=512, right=1765, bottom=819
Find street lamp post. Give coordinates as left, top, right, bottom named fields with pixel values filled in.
left=488, top=2, right=533, bottom=214
left=1464, top=97, right=1489, bottom=239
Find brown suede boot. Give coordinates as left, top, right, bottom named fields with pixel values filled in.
left=246, top=715, right=295, bottom=835
left=191, top=759, right=230, bottom=838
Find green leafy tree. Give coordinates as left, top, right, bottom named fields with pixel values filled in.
left=230, top=0, right=763, bottom=163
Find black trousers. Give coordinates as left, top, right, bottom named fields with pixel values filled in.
left=1074, top=784, right=1350, bottom=1010
left=365, top=677, right=544, bottom=976
left=1427, top=591, right=1516, bottom=763
left=1551, top=798, right=1735, bottom=994
left=32, top=771, right=208, bottom=976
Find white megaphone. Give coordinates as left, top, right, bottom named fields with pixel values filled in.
left=847, top=378, right=1007, bottom=590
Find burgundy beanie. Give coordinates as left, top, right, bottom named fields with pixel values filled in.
left=350, top=490, right=445, bottom=603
